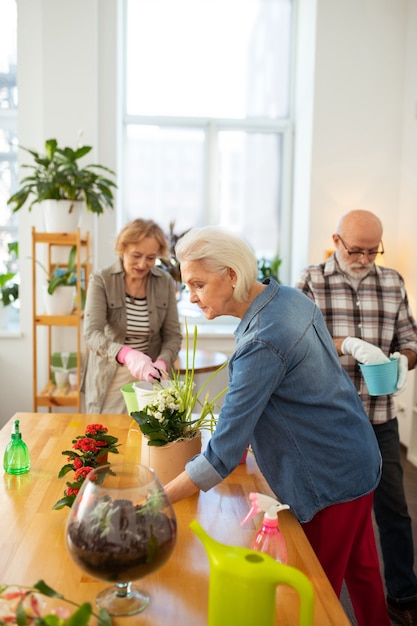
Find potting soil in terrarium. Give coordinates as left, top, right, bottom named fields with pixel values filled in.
left=66, top=497, right=176, bottom=581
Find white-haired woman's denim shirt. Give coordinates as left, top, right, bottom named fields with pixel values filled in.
left=186, top=279, right=382, bottom=523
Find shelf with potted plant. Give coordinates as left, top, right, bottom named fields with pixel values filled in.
left=31, top=227, right=90, bottom=411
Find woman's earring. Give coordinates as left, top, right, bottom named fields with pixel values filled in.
left=232, top=284, right=236, bottom=289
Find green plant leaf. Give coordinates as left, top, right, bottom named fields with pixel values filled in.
left=42, top=616, right=60, bottom=625
left=0, top=282, right=18, bottom=308
left=33, top=580, right=64, bottom=599
left=0, top=272, right=15, bottom=288
left=97, top=605, right=113, bottom=626
left=51, top=495, right=75, bottom=510
left=7, top=241, right=18, bottom=257
left=16, top=601, right=27, bottom=626
left=45, top=139, right=57, bottom=159
left=67, top=602, right=92, bottom=626
left=58, top=463, right=75, bottom=478
left=67, top=245, right=77, bottom=270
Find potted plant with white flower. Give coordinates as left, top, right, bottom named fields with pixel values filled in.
left=130, top=323, right=228, bottom=484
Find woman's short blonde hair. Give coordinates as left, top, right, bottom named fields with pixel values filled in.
left=115, top=218, right=169, bottom=258
left=175, top=226, right=258, bottom=302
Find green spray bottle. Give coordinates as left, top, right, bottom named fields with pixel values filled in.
left=3, top=419, right=30, bottom=475
left=190, top=519, right=314, bottom=626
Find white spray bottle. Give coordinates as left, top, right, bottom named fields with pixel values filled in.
left=241, top=492, right=290, bottom=563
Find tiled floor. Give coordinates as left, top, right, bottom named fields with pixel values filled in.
left=342, top=446, right=417, bottom=625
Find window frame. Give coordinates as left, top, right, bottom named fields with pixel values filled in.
left=121, top=0, right=296, bottom=286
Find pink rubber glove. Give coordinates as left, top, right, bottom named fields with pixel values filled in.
left=391, top=352, right=408, bottom=393
left=117, top=346, right=161, bottom=382
left=153, top=359, right=168, bottom=380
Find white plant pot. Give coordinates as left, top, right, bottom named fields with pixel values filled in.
left=134, top=380, right=171, bottom=410
left=44, top=285, right=75, bottom=315
left=134, top=382, right=157, bottom=410
left=43, top=199, right=83, bottom=233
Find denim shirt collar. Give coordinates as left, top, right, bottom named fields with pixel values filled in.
left=235, top=278, right=279, bottom=341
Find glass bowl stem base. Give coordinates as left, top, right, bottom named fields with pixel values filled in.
left=96, top=581, right=150, bottom=616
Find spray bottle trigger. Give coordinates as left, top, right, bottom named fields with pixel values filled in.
left=240, top=493, right=262, bottom=526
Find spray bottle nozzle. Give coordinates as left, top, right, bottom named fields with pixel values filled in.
left=11, top=419, right=22, bottom=439
left=241, top=492, right=290, bottom=526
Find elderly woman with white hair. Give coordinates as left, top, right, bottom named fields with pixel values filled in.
left=165, top=225, right=390, bottom=626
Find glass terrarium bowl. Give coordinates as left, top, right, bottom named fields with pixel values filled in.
left=65, top=462, right=177, bottom=616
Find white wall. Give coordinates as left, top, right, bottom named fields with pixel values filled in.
left=397, top=1, right=417, bottom=305
left=1, top=0, right=416, bottom=430
left=291, top=0, right=417, bottom=447
left=291, top=0, right=413, bottom=279
left=0, top=0, right=120, bottom=426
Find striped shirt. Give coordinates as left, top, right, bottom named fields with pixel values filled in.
left=124, top=295, right=150, bottom=353
left=295, top=254, right=417, bottom=424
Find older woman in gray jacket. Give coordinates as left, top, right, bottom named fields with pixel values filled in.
left=82, top=218, right=182, bottom=413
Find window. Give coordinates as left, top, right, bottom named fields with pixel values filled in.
left=122, top=0, right=294, bottom=265
left=0, top=0, right=19, bottom=327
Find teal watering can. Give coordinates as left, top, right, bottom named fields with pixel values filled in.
left=190, top=520, right=315, bottom=626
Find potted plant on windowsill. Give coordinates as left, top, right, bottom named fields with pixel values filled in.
left=257, top=255, right=282, bottom=284
left=0, top=241, right=19, bottom=328
left=158, top=220, right=190, bottom=298
left=7, top=138, right=117, bottom=232
left=0, top=272, right=18, bottom=306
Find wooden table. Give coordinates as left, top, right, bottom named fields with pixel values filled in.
left=0, top=413, right=350, bottom=625
left=176, top=348, right=228, bottom=374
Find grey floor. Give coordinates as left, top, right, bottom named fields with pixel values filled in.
left=341, top=446, right=417, bottom=625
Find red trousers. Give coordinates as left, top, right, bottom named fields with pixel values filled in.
left=302, top=493, right=391, bottom=626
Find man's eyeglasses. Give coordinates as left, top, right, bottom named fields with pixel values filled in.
left=337, top=235, right=384, bottom=261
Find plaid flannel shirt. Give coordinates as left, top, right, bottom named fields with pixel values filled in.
left=295, top=254, right=417, bottom=424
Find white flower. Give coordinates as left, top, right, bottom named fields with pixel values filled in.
left=132, top=321, right=228, bottom=444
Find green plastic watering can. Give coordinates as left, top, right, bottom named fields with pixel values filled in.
left=190, top=519, right=315, bottom=626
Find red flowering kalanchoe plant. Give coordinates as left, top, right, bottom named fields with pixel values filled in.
left=52, top=423, right=119, bottom=510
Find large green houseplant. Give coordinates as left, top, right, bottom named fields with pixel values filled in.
left=7, top=138, right=117, bottom=215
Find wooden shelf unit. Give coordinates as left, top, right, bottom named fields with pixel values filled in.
left=31, top=227, right=90, bottom=412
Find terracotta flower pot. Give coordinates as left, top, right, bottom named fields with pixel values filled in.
left=140, top=432, right=202, bottom=485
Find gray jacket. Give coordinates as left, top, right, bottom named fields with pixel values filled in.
left=81, top=258, right=182, bottom=412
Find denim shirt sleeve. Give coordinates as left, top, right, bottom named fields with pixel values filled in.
left=185, top=453, right=224, bottom=491
left=185, top=337, right=285, bottom=490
